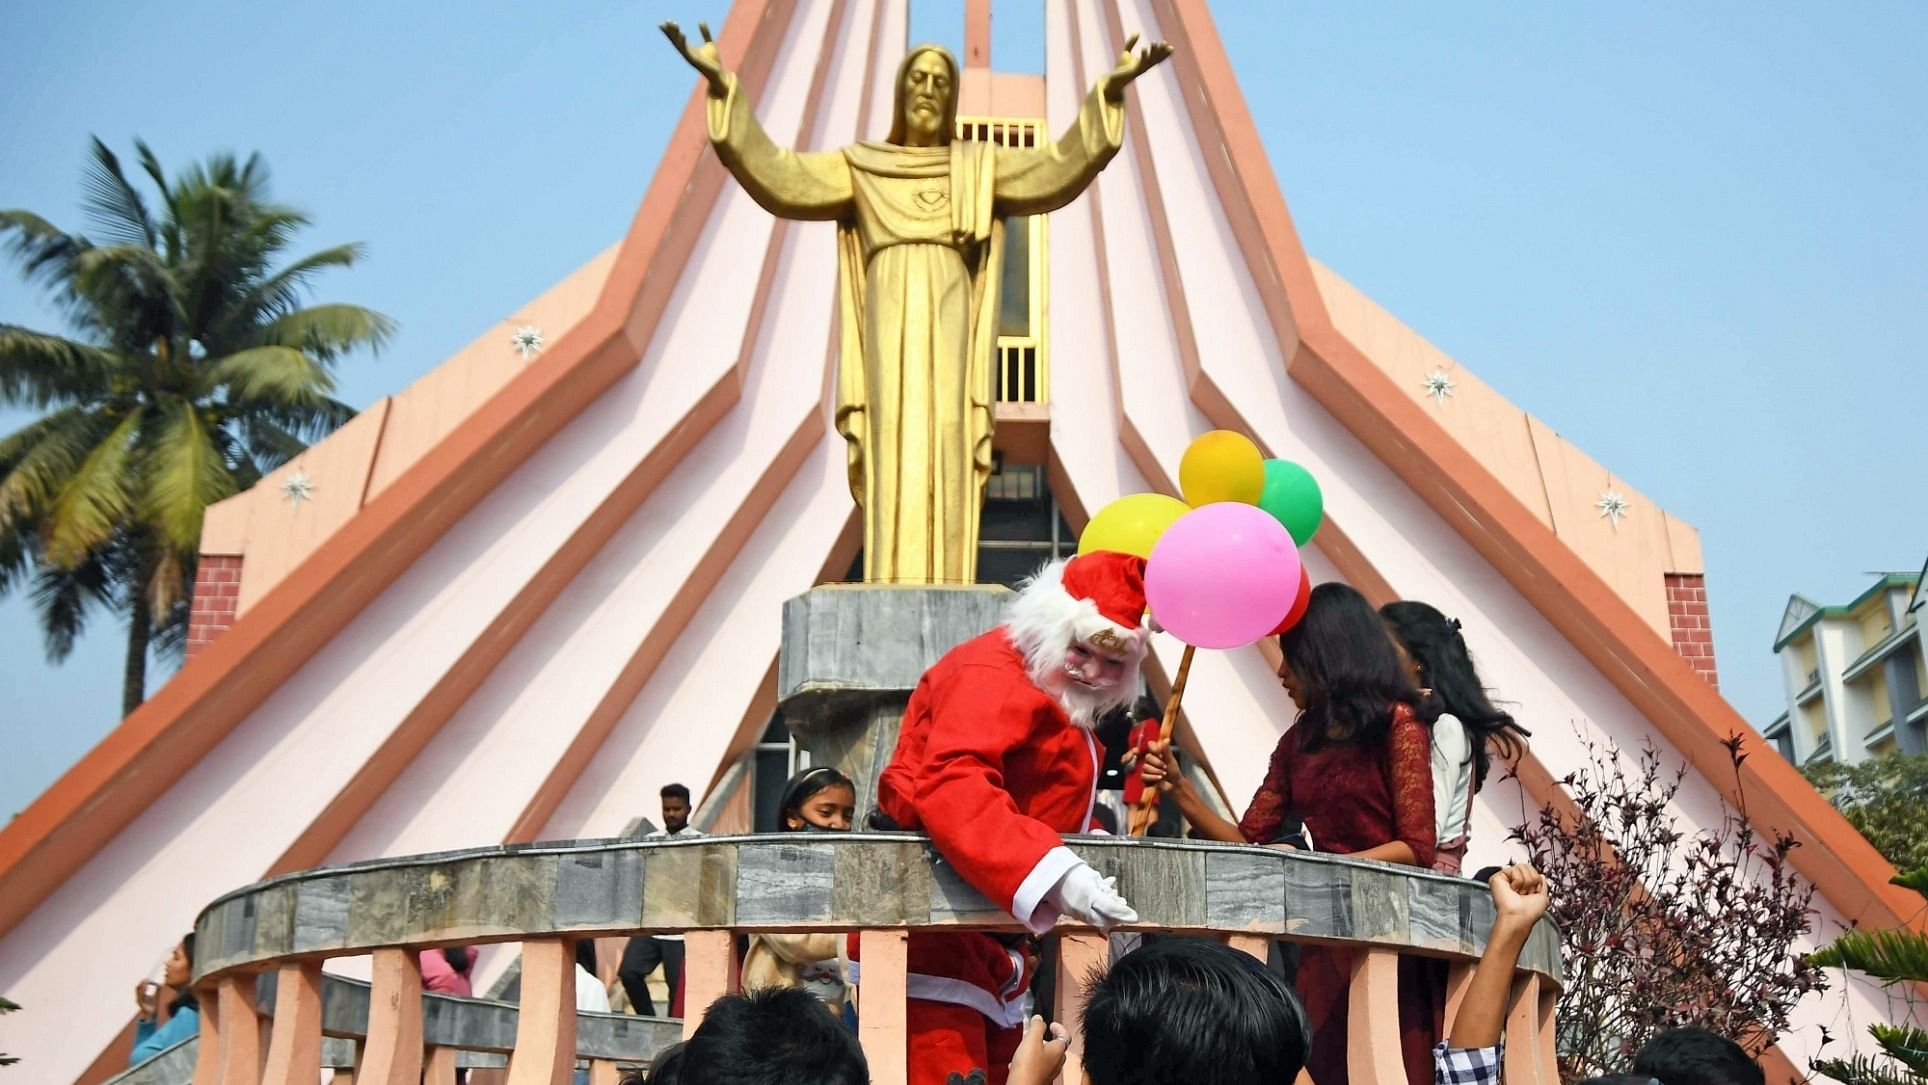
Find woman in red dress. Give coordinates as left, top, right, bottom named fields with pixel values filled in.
left=1141, top=583, right=1439, bottom=1085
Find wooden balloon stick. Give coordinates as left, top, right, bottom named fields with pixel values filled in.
left=1130, top=643, right=1195, bottom=837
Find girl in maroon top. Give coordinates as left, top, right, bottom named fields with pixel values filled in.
left=1141, top=582, right=1440, bottom=1085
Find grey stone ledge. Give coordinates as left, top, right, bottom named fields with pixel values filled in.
left=195, top=836, right=1561, bottom=986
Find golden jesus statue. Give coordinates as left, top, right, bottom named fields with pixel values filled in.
left=664, top=21, right=1171, bottom=584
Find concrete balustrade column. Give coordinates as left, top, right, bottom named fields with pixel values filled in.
left=423, top=1045, right=458, bottom=1085
left=191, top=982, right=225, bottom=1085
left=507, top=938, right=577, bottom=1085
left=856, top=930, right=908, bottom=1085
left=215, top=974, right=264, bottom=1085
left=1444, top=961, right=1477, bottom=1036
left=261, top=961, right=324, bottom=1085
left=1504, top=973, right=1558, bottom=1084
left=1346, top=948, right=1405, bottom=1085
left=360, top=947, right=425, bottom=1085
left=1053, top=933, right=1108, bottom=1085
left=681, top=930, right=740, bottom=1041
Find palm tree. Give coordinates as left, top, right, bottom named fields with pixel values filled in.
left=1, top=137, right=392, bottom=715
left=1807, top=864, right=1928, bottom=1085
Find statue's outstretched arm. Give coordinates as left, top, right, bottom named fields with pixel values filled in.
left=994, top=36, right=1171, bottom=215
left=1097, top=34, right=1174, bottom=103
left=663, top=19, right=851, bottom=219
left=661, top=21, right=730, bottom=98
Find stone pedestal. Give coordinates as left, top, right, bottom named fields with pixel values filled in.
left=777, top=584, right=1011, bottom=817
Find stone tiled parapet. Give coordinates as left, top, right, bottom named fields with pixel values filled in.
left=193, top=835, right=1561, bottom=986
left=776, top=585, right=1012, bottom=715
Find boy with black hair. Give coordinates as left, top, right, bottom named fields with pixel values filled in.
left=681, top=987, right=868, bottom=1085
left=1019, top=864, right=1551, bottom=1085
left=1632, top=1028, right=1764, bottom=1085
left=1079, top=937, right=1311, bottom=1085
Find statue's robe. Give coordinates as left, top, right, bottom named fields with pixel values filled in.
left=708, top=75, right=1125, bottom=583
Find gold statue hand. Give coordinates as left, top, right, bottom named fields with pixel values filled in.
left=1101, top=33, right=1174, bottom=102
left=661, top=20, right=730, bottom=98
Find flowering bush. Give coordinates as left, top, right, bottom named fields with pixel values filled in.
left=1512, top=734, right=1827, bottom=1078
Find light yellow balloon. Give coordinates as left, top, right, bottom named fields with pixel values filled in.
left=1179, top=430, right=1265, bottom=507
left=1078, top=492, right=1192, bottom=559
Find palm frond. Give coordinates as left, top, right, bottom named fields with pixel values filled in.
left=0, top=506, right=36, bottom=596
left=1807, top=927, right=1928, bottom=984
left=251, top=303, right=394, bottom=359
left=1811, top=1055, right=1920, bottom=1085
left=140, top=402, right=235, bottom=551
left=236, top=415, right=309, bottom=473
left=0, top=407, right=110, bottom=528
left=42, top=411, right=140, bottom=567
left=1894, top=866, right=1928, bottom=896
left=81, top=137, right=158, bottom=249
left=71, top=244, right=182, bottom=347
left=1869, top=1024, right=1928, bottom=1078
left=221, top=243, right=366, bottom=328
left=202, top=344, right=336, bottom=409
left=28, top=546, right=116, bottom=662
left=0, top=209, right=87, bottom=295
left=0, top=324, right=119, bottom=409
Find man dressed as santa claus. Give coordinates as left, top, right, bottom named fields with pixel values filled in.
left=864, top=550, right=1149, bottom=1085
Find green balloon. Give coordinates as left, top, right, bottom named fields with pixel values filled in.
left=1259, top=459, right=1323, bottom=546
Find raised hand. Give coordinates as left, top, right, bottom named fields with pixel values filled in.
left=1007, top=1016, right=1071, bottom=1085
left=1138, top=738, right=1178, bottom=792
left=1101, top=33, right=1174, bottom=100
left=661, top=20, right=729, bottom=97
left=1488, top=862, right=1550, bottom=931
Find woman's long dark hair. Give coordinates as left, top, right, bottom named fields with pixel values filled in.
left=776, top=767, right=855, bottom=832
left=169, top=932, right=199, bottom=1016
left=1380, top=600, right=1529, bottom=790
left=1280, top=584, right=1427, bottom=751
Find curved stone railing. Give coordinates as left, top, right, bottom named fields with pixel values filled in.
left=107, top=972, right=678, bottom=1085
left=188, top=834, right=1563, bottom=1085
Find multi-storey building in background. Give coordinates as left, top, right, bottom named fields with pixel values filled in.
left=1765, top=560, right=1928, bottom=765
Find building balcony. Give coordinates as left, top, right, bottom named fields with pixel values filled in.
left=150, top=834, right=1565, bottom=1085
left=1842, top=624, right=1920, bottom=683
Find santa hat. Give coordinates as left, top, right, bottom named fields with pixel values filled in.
left=1004, top=551, right=1151, bottom=660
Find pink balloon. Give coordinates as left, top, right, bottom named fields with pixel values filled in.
left=1145, top=504, right=1301, bottom=649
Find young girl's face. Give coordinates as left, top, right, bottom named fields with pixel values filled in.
left=1275, top=652, right=1310, bottom=711
left=163, top=941, right=190, bottom=988
left=785, top=783, right=856, bottom=831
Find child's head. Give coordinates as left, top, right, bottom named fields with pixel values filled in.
left=1631, top=1028, right=1763, bottom=1085
left=1278, top=583, right=1423, bottom=748
left=642, top=1041, right=687, bottom=1085
left=776, top=767, right=856, bottom=832
left=1379, top=600, right=1528, bottom=788
left=1080, top=937, right=1308, bottom=1085
left=682, top=987, right=867, bottom=1085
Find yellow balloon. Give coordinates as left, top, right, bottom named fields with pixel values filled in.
left=1179, top=430, right=1264, bottom=507
left=1078, top=492, right=1192, bottom=560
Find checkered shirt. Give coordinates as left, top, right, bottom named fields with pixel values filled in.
left=1434, top=1042, right=1504, bottom=1085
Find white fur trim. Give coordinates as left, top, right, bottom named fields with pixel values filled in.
left=1011, top=845, right=1084, bottom=934
left=904, top=974, right=1030, bottom=1027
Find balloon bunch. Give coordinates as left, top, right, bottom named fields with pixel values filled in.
left=1076, top=430, right=1325, bottom=835
left=1078, top=431, right=1322, bottom=647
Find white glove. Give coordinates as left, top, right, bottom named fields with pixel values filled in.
left=1046, top=863, right=1138, bottom=929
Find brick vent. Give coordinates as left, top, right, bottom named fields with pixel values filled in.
left=186, top=555, right=244, bottom=659
left=1665, top=573, right=1718, bottom=688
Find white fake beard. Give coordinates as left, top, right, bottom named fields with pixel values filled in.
left=1029, top=658, right=1137, bottom=728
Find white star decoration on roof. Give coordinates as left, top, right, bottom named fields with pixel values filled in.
left=280, top=470, right=316, bottom=508
left=1596, top=489, right=1630, bottom=529
left=511, top=325, right=545, bottom=360
left=1421, top=368, right=1455, bottom=404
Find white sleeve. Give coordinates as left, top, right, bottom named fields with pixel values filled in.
left=1431, top=714, right=1472, bottom=841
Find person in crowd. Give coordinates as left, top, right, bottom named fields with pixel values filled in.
left=575, top=940, right=614, bottom=1085
left=622, top=782, right=704, bottom=1017
left=1631, top=1028, right=1764, bottom=1085
left=130, top=934, right=200, bottom=1065
left=1380, top=602, right=1530, bottom=874
left=1431, top=863, right=1552, bottom=1085
left=743, top=767, right=856, bottom=1016
left=859, top=552, right=1147, bottom=1085
left=680, top=987, right=868, bottom=1085
left=1138, top=581, right=1438, bottom=1085
left=1078, top=936, right=1311, bottom=1085
left=421, top=946, right=476, bottom=996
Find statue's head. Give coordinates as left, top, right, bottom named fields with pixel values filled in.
left=887, top=44, right=958, bottom=147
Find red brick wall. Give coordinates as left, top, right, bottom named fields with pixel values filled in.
left=1665, top=573, right=1719, bottom=687
left=186, top=555, right=243, bottom=659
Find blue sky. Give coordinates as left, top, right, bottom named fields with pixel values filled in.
left=2, top=2, right=1923, bottom=815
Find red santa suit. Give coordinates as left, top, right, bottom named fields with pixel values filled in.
left=859, top=552, right=1148, bottom=1085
